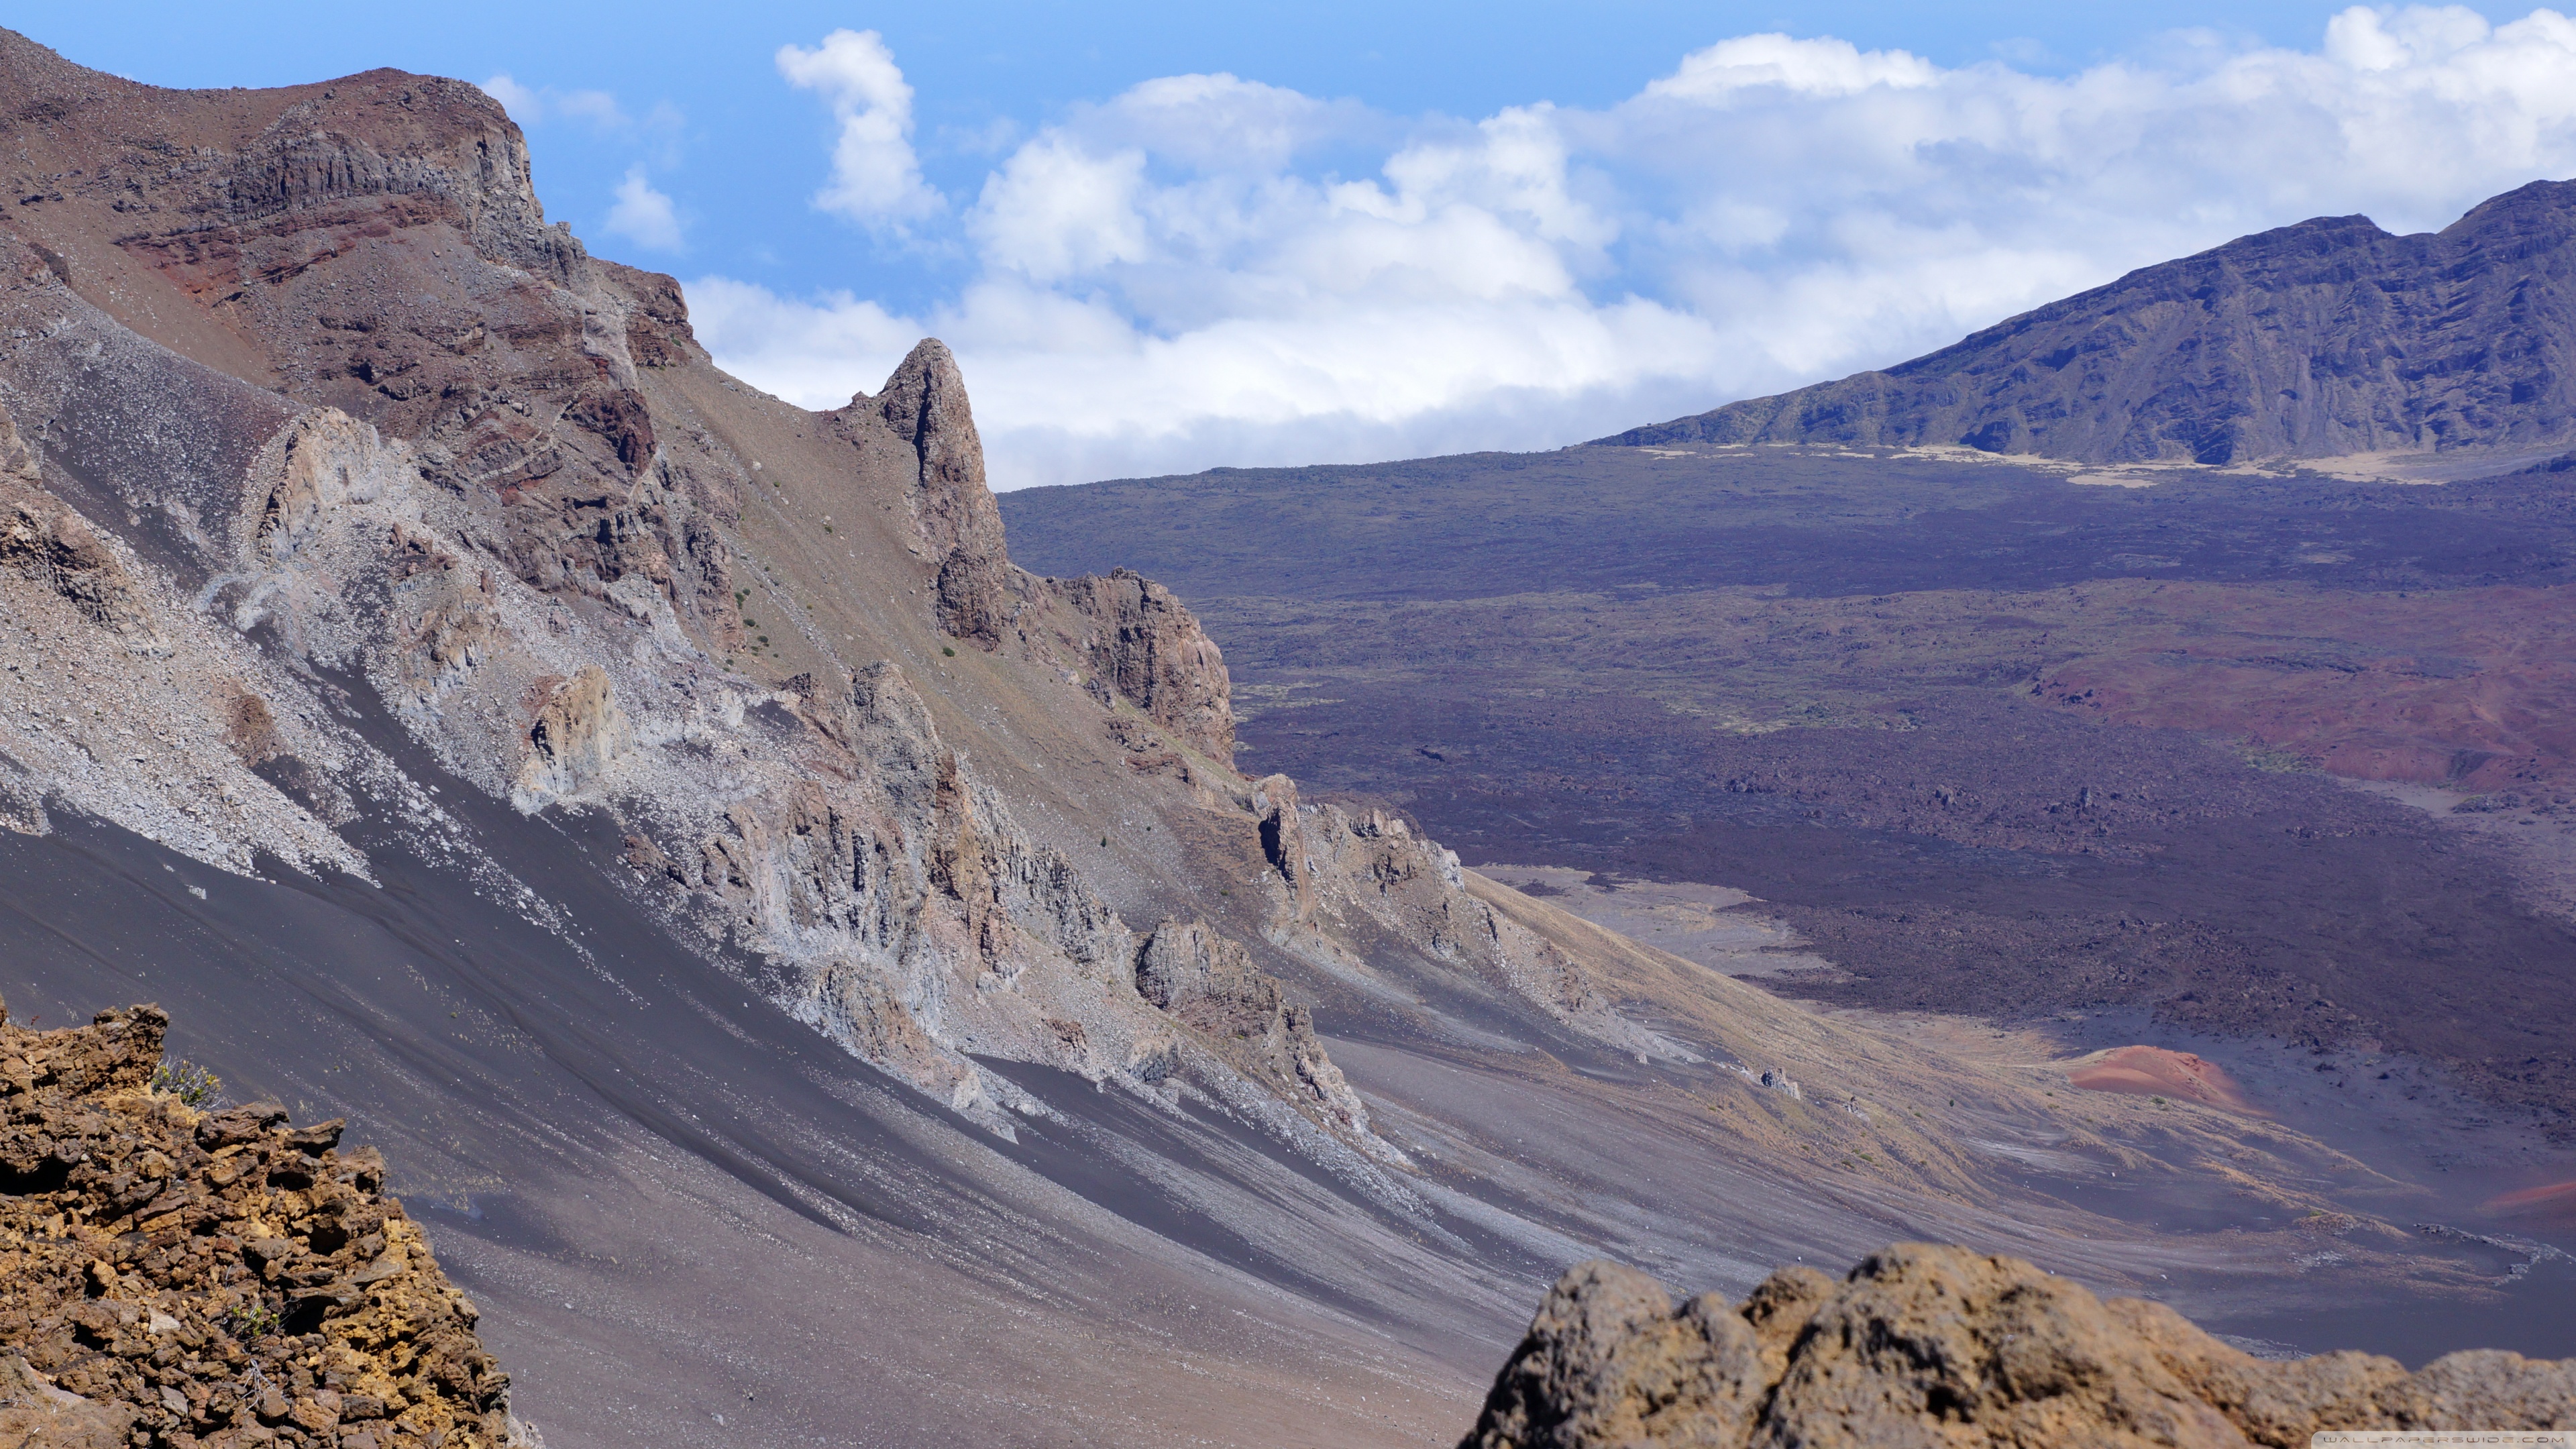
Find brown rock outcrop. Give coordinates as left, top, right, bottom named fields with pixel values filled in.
left=1254, top=790, right=1657, bottom=1055
left=0, top=402, right=148, bottom=636
left=1048, top=568, right=1238, bottom=765
left=1135, top=919, right=1368, bottom=1136
left=516, top=665, right=629, bottom=802
left=1462, top=1244, right=2576, bottom=1448
left=1252, top=774, right=1313, bottom=906
left=0, top=993, right=528, bottom=1448
left=845, top=339, right=1011, bottom=648
left=0, top=32, right=740, bottom=640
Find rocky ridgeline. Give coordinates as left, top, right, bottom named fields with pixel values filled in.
left=0, top=26, right=1683, bottom=1180
left=1040, top=568, right=1237, bottom=763
left=0, top=995, right=526, bottom=1449
left=1462, top=1244, right=2575, bottom=1448
left=1611, top=179, right=2576, bottom=464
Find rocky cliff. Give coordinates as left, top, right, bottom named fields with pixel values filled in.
left=0, top=994, right=529, bottom=1449
left=0, top=26, right=1390, bottom=1150
left=1463, top=1244, right=2576, bottom=1448
left=1607, top=179, right=2576, bottom=464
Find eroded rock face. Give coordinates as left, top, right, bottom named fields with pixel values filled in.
left=1046, top=568, right=1237, bottom=763
left=517, top=665, right=629, bottom=803
left=0, top=25, right=1387, bottom=1167
left=0, top=994, right=530, bottom=1449
left=0, top=36, right=741, bottom=643
left=1134, top=918, right=1368, bottom=1136
left=1462, top=1244, right=2576, bottom=1449
left=1249, top=784, right=1680, bottom=1060
left=0, top=402, right=149, bottom=637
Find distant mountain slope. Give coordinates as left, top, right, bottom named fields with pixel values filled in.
left=1606, top=180, right=2576, bottom=464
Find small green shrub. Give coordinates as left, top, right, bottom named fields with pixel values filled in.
left=151, top=1057, right=223, bottom=1108
left=942, top=646, right=956, bottom=657
left=219, top=1301, right=279, bottom=1341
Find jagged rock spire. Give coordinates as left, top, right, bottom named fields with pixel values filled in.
left=859, top=339, right=1012, bottom=648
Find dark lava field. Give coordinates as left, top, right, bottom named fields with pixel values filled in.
left=1003, top=443, right=2576, bottom=1126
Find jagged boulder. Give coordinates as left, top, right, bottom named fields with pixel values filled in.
left=516, top=665, right=630, bottom=803
left=0, top=993, right=531, bottom=1448
left=1461, top=1244, right=2576, bottom=1448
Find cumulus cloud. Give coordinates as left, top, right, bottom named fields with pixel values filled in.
left=605, top=166, right=684, bottom=251
left=697, top=7, right=2576, bottom=489
left=777, top=29, right=943, bottom=227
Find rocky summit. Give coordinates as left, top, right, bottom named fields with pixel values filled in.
left=1463, top=1245, right=2576, bottom=1449
left=1608, top=180, right=2576, bottom=464
left=0, top=993, right=525, bottom=1449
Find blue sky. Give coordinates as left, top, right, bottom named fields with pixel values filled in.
left=19, top=4, right=2576, bottom=484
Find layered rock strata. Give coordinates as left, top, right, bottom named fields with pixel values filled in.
left=1462, top=1244, right=2576, bottom=1448
left=0, top=994, right=528, bottom=1449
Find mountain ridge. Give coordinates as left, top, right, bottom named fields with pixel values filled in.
left=1606, top=178, right=2576, bottom=464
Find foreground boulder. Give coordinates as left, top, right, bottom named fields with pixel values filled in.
left=1462, top=1243, right=2575, bottom=1448
left=0, top=994, right=530, bottom=1448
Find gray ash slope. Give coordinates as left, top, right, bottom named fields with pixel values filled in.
left=0, top=27, right=2502, bottom=1449
left=1609, top=178, right=2576, bottom=464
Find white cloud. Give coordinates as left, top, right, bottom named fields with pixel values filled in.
left=1643, top=34, right=1940, bottom=101
left=555, top=89, right=630, bottom=129
left=702, top=7, right=2576, bottom=489
left=682, top=276, right=924, bottom=407
left=478, top=75, right=640, bottom=134
left=777, top=29, right=944, bottom=227
left=605, top=166, right=683, bottom=251
left=478, top=74, right=539, bottom=121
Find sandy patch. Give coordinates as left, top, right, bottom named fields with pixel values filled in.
left=1472, top=865, right=1831, bottom=978
left=2068, top=1044, right=2267, bottom=1117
